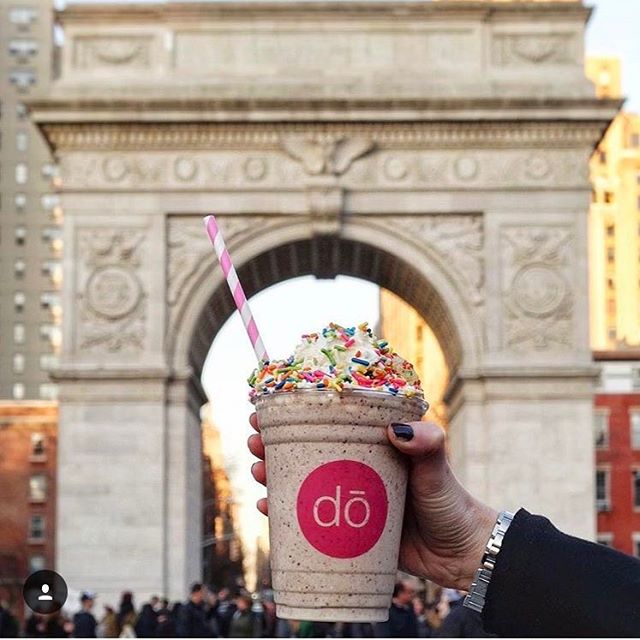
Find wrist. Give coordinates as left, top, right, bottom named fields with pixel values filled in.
left=455, top=504, right=499, bottom=591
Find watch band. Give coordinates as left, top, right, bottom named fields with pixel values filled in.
left=463, top=510, right=515, bottom=613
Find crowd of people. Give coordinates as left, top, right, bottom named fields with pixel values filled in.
left=0, top=580, right=492, bottom=638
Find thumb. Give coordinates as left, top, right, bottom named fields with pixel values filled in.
left=387, top=421, right=447, bottom=468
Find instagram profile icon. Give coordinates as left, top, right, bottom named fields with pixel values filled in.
left=296, top=460, right=388, bottom=559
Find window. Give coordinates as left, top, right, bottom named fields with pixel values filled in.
left=41, top=194, right=59, bottom=210
left=14, top=323, right=25, bottom=344
left=15, top=163, right=28, bottom=184
left=40, top=292, right=60, bottom=311
left=16, top=103, right=28, bottom=120
left=596, top=468, right=610, bottom=511
left=42, top=227, right=63, bottom=253
left=15, top=193, right=26, bottom=210
left=29, top=555, right=46, bottom=573
left=39, top=384, right=58, bottom=400
left=632, top=133, right=640, bottom=147
left=14, top=259, right=26, bottom=277
left=15, top=225, right=26, bottom=245
left=604, top=191, right=614, bottom=204
left=10, top=7, right=38, bottom=26
left=631, top=412, right=640, bottom=449
left=607, top=247, right=615, bottom=263
left=40, top=325, right=61, bottom=348
left=599, top=150, right=607, bottom=164
left=9, top=69, right=36, bottom=90
left=41, top=164, right=57, bottom=179
left=13, top=383, right=25, bottom=400
left=13, top=353, right=25, bottom=374
left=16, top=131, right=28, bottom=152
left=591, top=189, right=597, bottom=203
left=633, top=471, right=640, bottom=509
left=42, top=261, right=62, bottom=286
left=28, top=515, right=45, bottom=541
left=9, top=39, right=38, bottom=59
left=607, top=327, right=616, bottom=340
left=30, top=475, right=47, bottom=502
left=594, top=410, right=609, bottom=448
left=40, top=354, right=58, bottom=371
left=597, top=534, right=613, bottom=547
left=632, top=369, right=640, bottom=391
left=606, top=224, right=615, bottom=237
left=31, top=433, right=46, bottom=458
left=637, top=195, right=640, bottom=210
left=607, top=278, right=615, bottom=290
left=14, top=291, right=26, bottom=312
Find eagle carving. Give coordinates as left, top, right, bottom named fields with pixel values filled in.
left=281, top=135, right=375, bottom=176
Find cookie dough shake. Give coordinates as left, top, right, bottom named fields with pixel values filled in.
left=249, top=322, right=427, bottom=622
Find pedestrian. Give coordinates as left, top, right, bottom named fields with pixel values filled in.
left=116, top=592, right=136, bottom=637
left=73, top=593, right=97, bottom=638
left=156, top=600, right=175, bottom=638
left=176, top=583, right=209, bottom=638
left=0, top=602, right=19, bottom=638
left=373, top=582, right=418, bottom=638
left=134, top=604, right=157, bottom=638
left=259, top=600, right=276, bottom=638
left=435, top=590, right=493, bottom=638
left=97, top=605, right=118, bottom=638
left=228, top=595, right=257, bottom=638
left=413, top=596, right=432, bottom=638
left=25, top=612, right=67, bottom=638
left=213, top=588, right=235, bottom=637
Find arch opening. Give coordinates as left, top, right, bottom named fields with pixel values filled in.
left=187, top=236, right=466, bottom=390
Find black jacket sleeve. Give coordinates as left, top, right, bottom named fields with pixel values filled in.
left=482, top=508, right=640, bottom=637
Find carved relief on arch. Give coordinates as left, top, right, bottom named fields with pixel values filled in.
left=391, top=215, right=485, bottom=308
left=166, top=215, right=273, bottom=331
left=500, top=226, right=574, bottom=352
left=76, top=227, right=147, bottom=354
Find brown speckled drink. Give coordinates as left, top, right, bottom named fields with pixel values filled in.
left=254, top=388, right=427, bottom=622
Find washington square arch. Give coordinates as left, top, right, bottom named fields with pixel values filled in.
left=30, top=1, right=619, bottom=603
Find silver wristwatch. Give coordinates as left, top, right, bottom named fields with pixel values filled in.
left=463, top=510, right=515, bottom=613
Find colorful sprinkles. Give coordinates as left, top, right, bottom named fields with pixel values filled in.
left=248, top=322, right=423, bottom=400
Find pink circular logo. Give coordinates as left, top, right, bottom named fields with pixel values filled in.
left=296, top=460, right=388, bottom=559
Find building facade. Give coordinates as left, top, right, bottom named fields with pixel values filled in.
left=0, top=0, right=62, bottom=402
left=0, top=402, right=57, bottom=618
left=586, top=57, right=640, bottom=350
left=201, top=406, right=244, bottom=590
left=594, top=353, right=640, bottom=557
left=379, top=289, right=449, bottom=427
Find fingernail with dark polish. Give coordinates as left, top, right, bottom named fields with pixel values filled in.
left=392, top=423, right=414, bottom=441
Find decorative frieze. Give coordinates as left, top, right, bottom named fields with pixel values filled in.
left=59, top=147, right=590, bottom=191
left=76, top=227, right=147, bottom=354
left=500, top=226, right=575, bottom=351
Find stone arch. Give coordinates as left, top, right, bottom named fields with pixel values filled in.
left=169, top=217, right=482, bottom=398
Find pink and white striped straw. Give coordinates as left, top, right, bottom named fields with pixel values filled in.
left=204, top=215, right=269, bottom=363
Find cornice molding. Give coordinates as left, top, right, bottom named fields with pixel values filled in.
left=56, top=1, right=589, bottom=25
left=41, top=120, right=612, bottom=153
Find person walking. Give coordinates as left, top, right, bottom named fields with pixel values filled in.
left=97, top=605, right=119, bottom=638
left=156, top=600, right=175, bottom=638
left=116, top=592, right=136, bottom=637
left=73, top=593, right=97, bottom=638
left=374, top=581, right=419, bottom=638
left=0, top=602, right=18, bottom=638
left=436, top=591, right=494, bottom=638
left=134, top=604, right=157, bottom=638
left=176, top=583, right=209, bottom=638
left=247, top=414, right=640, bottom=637
left=228, top=595, right=258, bottom=638
left=213, top=588, right=235, bottom=638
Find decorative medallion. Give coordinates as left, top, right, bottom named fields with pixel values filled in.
left=511, top=263, right=567, bottom=318
left=383, top=156, right=409, bottom=181
left=243, top=157, right=268, bottom=182
left=174, top=156, right=198, bottom=182
left=85, top=266, right=143, bottom=320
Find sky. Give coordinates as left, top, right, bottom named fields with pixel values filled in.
left=65, top=0, right=640, bottom=571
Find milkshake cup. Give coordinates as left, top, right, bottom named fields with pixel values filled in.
left=253, top=388, right=426, bottom=622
